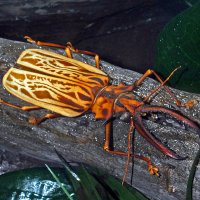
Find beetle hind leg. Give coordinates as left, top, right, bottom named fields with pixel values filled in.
left=0, top=99, right=41, bottom=111
left=67, top=47, right=100, bottom=69
left=0, top=99, right=61, bottom=124
left=28, top=113, right=61, bottom=125
left=24, top=36, right=67, bottom=49
left=25, top=36, right=100, bottom=69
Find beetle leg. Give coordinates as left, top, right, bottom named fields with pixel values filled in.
left=24, top=36, right=67, bottom=49
left=103, top=121, right=113, bottom=151
left=73, top=49, right=99, bottom=69
left=25, top=36, right=75, bottom=62
left=104, top=120, right=159, bottom=178
left=65, top=46, right=100, bottom=69
left=0, top=99, right=41, bottom=111
left=28, top=113, right=61, bottom=125
left=25, top=36, right=100, bottom=68
left=133, top=67, right=195, bottom=108
left=142, top=67, right=180, bottom=104
left=0, top=99, right=61, bottom=124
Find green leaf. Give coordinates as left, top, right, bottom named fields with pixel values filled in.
left=76, top=165, right=114, bottom=200
left=186, top=148, right=200, bottom=200
left=45, top=165, right=74, bottom=200
left=154, top=1, right=200, bottom=93
left=183, top=0, right=199, bottom=6
left=53, top=149, right=82, bottom=197
left=103, top=177, right=149, bottom=200
left=0, top=164, right=150, bottom=200
left=0, top=167, right=74, bottom=199
left=54, top=150, right=107, bottom=200
left=89, top=168, right=149, bottom=200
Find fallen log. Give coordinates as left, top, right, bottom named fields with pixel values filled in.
left=0, top=38, right=199, bottom=200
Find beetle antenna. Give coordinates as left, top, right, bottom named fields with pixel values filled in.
left=143, top=67, right=181, bottom=103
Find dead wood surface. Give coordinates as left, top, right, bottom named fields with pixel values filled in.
left=0, top=38, right=200, bottom=200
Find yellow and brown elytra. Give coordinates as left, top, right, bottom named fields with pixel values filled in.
left=0, top=36, right=199, bottom=183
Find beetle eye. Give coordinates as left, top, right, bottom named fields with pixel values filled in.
left=141, top=112, right=147, bottom=116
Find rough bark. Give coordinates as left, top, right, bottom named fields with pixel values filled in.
left=0, top=38, right=199, bottom=200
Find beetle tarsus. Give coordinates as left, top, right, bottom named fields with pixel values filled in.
left=182, top=99, right=197, bottom=108
left=148, top=162, right=159, bottom=176
left=24, top=36, right=36, bottom=44
left=28, top=116, right=42, bottom=125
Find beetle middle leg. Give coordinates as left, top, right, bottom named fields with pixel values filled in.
left=0, top=99, right=41, bottom=111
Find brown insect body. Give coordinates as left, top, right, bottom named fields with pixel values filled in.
left=1, top=37, right=200, bottom=180
left=91, top=83, right=142, bottom=120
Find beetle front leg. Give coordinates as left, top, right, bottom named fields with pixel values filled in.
left=133, top=68, right=196, bottom=108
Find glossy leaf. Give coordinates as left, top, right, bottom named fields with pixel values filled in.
left=0, top=167, right=74, bottom=200
left=183, top=0, right=199, bottom=6
left=45, top=165, right=74, bottom=200
left=0, top=165, right=150, bottom=200
left=91, top=171, right=149, bottom=200
left=186, top=148, right=200, bottom=200
left=154, top=1, right=200, bottom=93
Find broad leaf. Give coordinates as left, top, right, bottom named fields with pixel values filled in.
left=0, top=167, right=74, bottom=199
left=0, top=166, right=150, bottom=200
left=154, top=1, right=200, bottom=93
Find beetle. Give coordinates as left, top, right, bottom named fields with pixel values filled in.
left=0, top=36, right=199, bottom=181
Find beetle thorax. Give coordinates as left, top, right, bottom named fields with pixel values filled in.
left=91, top=83, right=144, bottom=120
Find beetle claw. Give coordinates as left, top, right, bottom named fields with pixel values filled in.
left=183, top=99, right=197, bottom=109
left=28, top=116, right=41, bottom=125
left=148, top=163, right=159, bottom=176
left=133, top=105, right=200, bottom=160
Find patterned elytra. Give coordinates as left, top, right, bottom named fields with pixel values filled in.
left=3, top=49, right=109, bottom=117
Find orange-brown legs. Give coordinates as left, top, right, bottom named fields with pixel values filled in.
left=28, top=113, right=61, bottom=125
left=24, top=36, right=67, bottom=49
left=25, top=36, right=100, bottom=69
left=103, top=119, right=159, bottom=183
left=0, top=99, right=61, bottom=124
left=134, top=68, right=182, bottom=106
left=0, top=99, right=41, bottom=111
left=65, top=42, right=100, bottom=69
left=133, top=67, right=195, bottom=108
left=103, top=122, right=112, bottom=151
